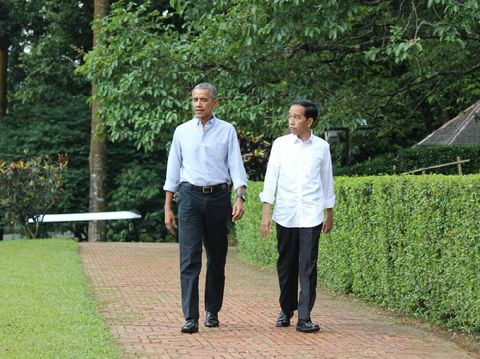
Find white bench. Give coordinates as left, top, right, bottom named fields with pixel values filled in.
left=28, top=211, right=141, bottom=223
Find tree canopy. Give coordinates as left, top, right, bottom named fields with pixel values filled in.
left=80, top=0, right=480, bottom=160
left=2, top=0, right=479, bottom=240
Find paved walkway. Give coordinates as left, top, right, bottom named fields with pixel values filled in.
left=79, top=243, right=477, bottom=359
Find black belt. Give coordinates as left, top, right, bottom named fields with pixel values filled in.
left=181, top=182, right=229, bottom=194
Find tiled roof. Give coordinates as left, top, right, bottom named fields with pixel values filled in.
left=417, top=102, right=480, bottom=145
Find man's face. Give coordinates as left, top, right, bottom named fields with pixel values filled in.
left=288, top=104, right=313, bottom=138
left=192, top=89, right=218, bottom=122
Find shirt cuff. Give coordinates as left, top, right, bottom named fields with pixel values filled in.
left=324, top=196, right=336, bottom=209
left=163, top=182, right=179, bottom=193
left=232, top=180, right=248, bottom=191
left=259, top=191, right=275, bottom=204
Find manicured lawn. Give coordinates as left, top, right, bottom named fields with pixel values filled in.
left=0, top=238, right=122, bottom=358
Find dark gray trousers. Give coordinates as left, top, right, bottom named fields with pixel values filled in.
left=276, top=222, right=323, bottom=320
left=177, top=184, right=230, bottom=320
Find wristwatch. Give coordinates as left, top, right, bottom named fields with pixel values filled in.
left=236, top=192, right=247, bottom=202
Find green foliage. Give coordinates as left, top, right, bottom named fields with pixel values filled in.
left=239, top=131, right=272, bottom=181
left=78, top=1, right=190, bottom=151
left=80, top=0, right=480, bottom=158
left=235, top=182, right=278, bottom=266
left=5, top=0, right=93, bottom=107
left=0, top=97, right=91, bottom=237
left=0, top=0, right=38, bottom=49
left=395, top=145, right=480, bottom=175
left=0, top=238, right=122, bottom=358
left=335, top=152, right=397, bottom=176
left=107, top=162, right=168, bottom=242
left=237, top=176, right=480, bottom=333
left=0, top=156, right=67, bottom=238
left=0, top=96, right=174, bottom=241
left=336, top=145, right=480, bottom=176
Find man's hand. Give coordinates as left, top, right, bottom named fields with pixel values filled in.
left=165, top=208, right=177, bottom=234
left=260, top=202, right=273, bottom=239
left=322, top=208, right=334, bottom=233
left=231, top=198, right=245, bottom=221
left=260, top=213, right=272, bottom=239
left=164, top=191, right=177, bottom=234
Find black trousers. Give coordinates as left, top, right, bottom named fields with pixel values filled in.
left=276, top=222, right=323, bottom=320
left=177, top=184, right=231, bottom=320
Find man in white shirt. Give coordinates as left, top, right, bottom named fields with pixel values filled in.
left=260, top=99, right=335, bottom=333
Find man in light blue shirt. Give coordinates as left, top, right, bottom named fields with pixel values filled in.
left=163, top=83, right=247, bottom=334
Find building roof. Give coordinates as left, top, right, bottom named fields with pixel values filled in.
left=417, top=101, right=480, bottom=145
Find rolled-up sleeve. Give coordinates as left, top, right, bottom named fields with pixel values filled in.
left=227, top=127, right=248, bottom=190
left=163, top=129, right=182, bottom=193
left=259, top=139, right=280, bottom=204
left=321, top=143, right=336, bottom=209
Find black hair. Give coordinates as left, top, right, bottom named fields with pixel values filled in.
left=291, top=99, right=318, bottom=124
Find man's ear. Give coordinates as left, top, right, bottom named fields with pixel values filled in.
left=213, top=99, right=219, bottom=108
left=307, top=117, right=314, bottom=128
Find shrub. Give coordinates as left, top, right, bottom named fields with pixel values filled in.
left=235, top=182, right=278, bottom=265
left=0, top=98, right=90, bottom=238
left=335, top=145, right=480, bottom=176
left=0, top=156, right=67, bottom=238
left=0, top=97, right=171, bottom=240
left=237, top=176, right=480, bottom=333
left=238, top=130, right=272, bottom=181
left=107, top=162, right=168, bottom=242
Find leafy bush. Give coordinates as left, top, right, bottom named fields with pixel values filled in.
left=235, top=182, right=278, bottom=265
left=107, top=162, right=169, bottom=242
left=336, top=145, right=480, bottom=176
left=0, top=156, right=67, bottom=238
left=0, top=97, right=172, bottom=240
left=0, top=97, right=91, bottom=237
left=334, top=152, right=397, bottom=176
left=238, top=131, right=272, bottom=181
left=237, top=176, right=480, bottom=333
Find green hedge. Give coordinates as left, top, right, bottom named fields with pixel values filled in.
left=237, top=176, right=480, bottom=333
left=335, top=145, right=480, bottom=176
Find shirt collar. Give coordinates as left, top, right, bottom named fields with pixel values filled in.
left=292, top=130, right=314, bottom=144
left=194, top=114, right=217, bottom=127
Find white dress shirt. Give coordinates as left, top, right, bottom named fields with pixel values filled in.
left=163, top=115, right=248, bottom=192
left=260, top=132, right=335, bottom=228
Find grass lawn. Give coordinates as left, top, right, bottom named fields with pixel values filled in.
left=0, top=238, right=122, bottom=358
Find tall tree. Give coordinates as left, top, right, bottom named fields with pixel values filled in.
left=11, top=0, right=93, bottom=106
left=88, top=0, right=109, bottom=242
left=0, top=36, right=7, bottom=119
left=0, top=0, right=43, bottom=118
left=0, top=0, right=17, bottom=119
left=80, top=0, right=480, bottom=162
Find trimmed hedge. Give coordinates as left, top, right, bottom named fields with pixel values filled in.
left=236, top=176, right=480, bottom=333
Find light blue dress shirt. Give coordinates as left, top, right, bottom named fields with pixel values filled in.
left=163, top=115, right=248, bottom=192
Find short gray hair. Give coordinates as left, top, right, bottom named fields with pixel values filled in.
left=192, top=83, right=217, bottom=99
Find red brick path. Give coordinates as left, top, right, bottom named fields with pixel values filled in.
left=79, top=243, right=477, bottom=359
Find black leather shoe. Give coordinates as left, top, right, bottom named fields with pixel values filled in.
left=204, top=312, right=219, bottom=327
left=181, top=319, right=199, bottom=333
left=276, top=310, right=294, bottom=327
left=296, top=319, right=320, bottom=333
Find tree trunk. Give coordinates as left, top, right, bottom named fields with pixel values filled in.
left=0, top=42, right=8, bottom=120
left=88, top=0, right=109, bottom=242
left=0, top=39, right=8, bottom=238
